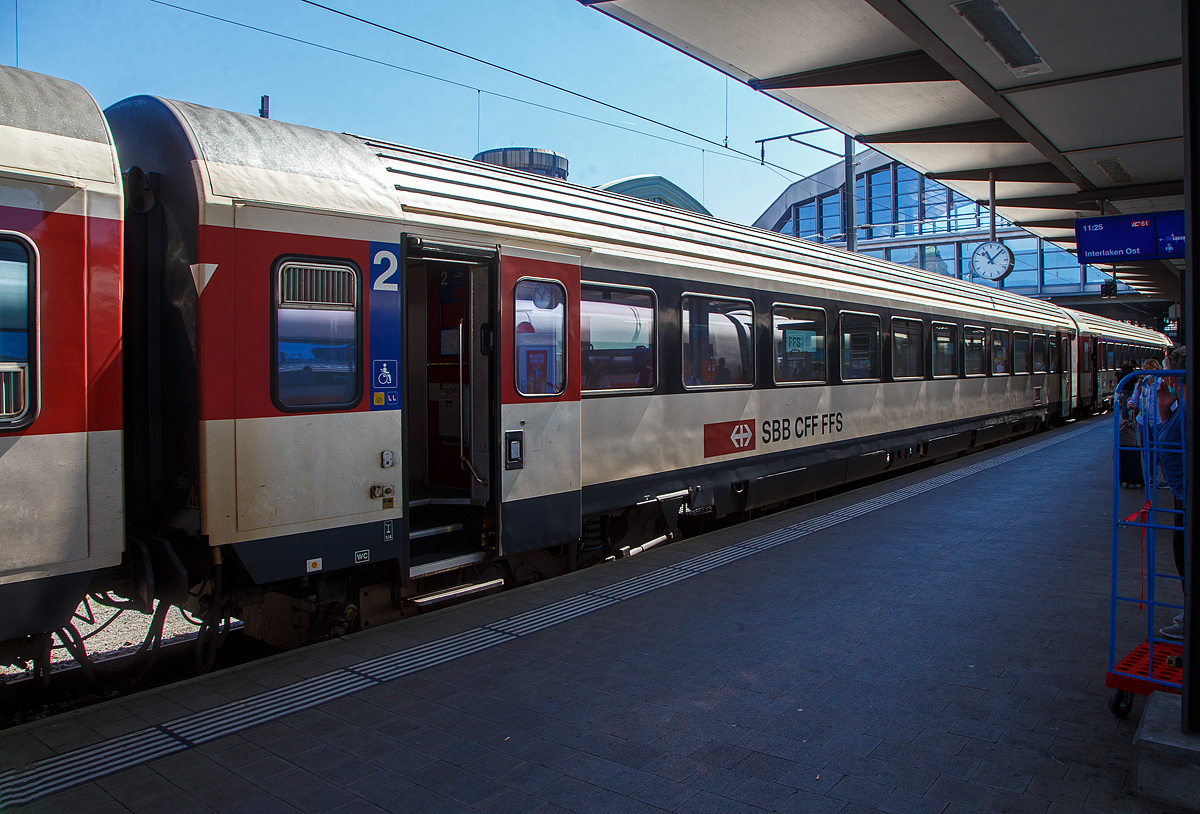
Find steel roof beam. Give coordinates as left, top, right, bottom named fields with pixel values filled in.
left=860, top=118, right=1025, bottom=144
left=928, top=163, right=1071, bottom=183
left=996, top=59, right=1182, bottom=96
left=859, top=0, right=1093, bottom=188
left=750, top=50, right=953, bottom=90
left=977, top=194, right=1102, bottom=210
left=1076, top=180, right=1185, bottom=202
left=1011, top=218, right=1080, bottom=230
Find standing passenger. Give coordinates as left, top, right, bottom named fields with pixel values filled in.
left=715, top=357, right=732, bottom=384
left=1157, top=347, right=1188, bottom=640
left=1129, top=358, right=1163, bottom=488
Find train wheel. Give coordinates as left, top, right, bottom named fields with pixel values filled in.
left=1108, top=690, right=1134, bottom=718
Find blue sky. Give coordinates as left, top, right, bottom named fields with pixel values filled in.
left=0, top=0, right=848, bottom=225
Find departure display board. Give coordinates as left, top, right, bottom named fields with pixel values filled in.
left=1075, top=211, right=1185, bottom=263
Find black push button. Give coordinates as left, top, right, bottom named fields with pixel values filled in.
left=505, top=430, right=524, bottom=470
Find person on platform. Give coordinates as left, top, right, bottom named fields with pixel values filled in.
left=586, top=361, right=611, bottom=390
left=715, top=357, right=732, bottom=384
left=1157, top=346, right=1188, bottom=641
left=1129, top=357, right=1163, bottom=488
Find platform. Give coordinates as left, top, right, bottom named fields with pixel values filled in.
left=1, top=418, right=1193, bottom=814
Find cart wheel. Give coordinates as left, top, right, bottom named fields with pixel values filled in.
left=1108, top=690, right=1134, bottom=718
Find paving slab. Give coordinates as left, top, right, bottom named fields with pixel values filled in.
left=2, top=418, right=1193, bottom=813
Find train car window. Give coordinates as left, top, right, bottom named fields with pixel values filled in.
left=1106, top=343, right=1115, bottom=370
left=773, top=305, right=826, bottom=385
left=1083, top=340, right=1092, bottom=373
left=932, top=322, right=957, bottom=378
left=581, top=285, right=655, bottom=392
left=891, top=317, right=924, bottom=380
left=1013, top=331, right=1031, bottom=374
left=990, top=330, right=1010, bottom=375
left=1030, top=332, right=1044, bottom=373
left=0, top=237, right=32, bottom=425
left=840, top=311, right=881, bottom=382
left=1045, top=335, right=1057, bottom=373
left=964, top=327, right=986, bottom=376
left=1063, top=336, right=1073, bottom=372
left=515, top=279, right=567, bottom=396
left=682, top=296, right=754, bottom=387
left=274, top=259, right=361, bottom=410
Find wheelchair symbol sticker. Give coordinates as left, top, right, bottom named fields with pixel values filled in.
left=373, top=360, right=398, bottom=389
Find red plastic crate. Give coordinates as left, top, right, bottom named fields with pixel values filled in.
left=1106, top=640, right=1184, bottom=697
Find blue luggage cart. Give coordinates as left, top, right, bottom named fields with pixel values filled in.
left=1107, top=370, right=1185, bottom=717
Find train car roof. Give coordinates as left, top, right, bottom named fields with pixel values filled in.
left=0, top=66, right=120, bottom=188
left=1062, top=307, right=1171, bottom=347
left=109, top=95, right=1150, bottom=332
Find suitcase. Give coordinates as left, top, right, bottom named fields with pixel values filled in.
left=1118, top=447, right=1143, bottom=488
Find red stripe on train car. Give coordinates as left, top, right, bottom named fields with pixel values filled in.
left=0, top=205, right=114, bottom=437
left=86, top=215, right=123, bottom=432
left=223, top=227, right=374, bottom=420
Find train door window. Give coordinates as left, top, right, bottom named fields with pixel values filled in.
left=515, top=279, right=566, bottom=396
left=682, top=296, right=754, bottom=387
left=773, top=305, right=826, bottom=384
left=1063, top=336, right=1072, bottom=372
left=273, top=259, right=361, bottom=410
left=964, top=327, right=986, bottom=376
left=891, top=317, right=924, bottom=380
left=990, top=329, right=1010, bottom=374
left=1013, top=331, right=1031, bottom=374
left=840, top=311, right=881, bottom=382
left=1083, top=340, right=1092, bottom=373
left=581, top=285, right=655, bottom=392
left=0, top=236, right=33, bottom=425
left=1045, top=334, right=1057, bottom=372
left=932, top=322, right=957, bottom=378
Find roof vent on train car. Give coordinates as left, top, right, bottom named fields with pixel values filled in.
left=278, top=262, right=357, bottom=309
left=473, top=147, right=569, bottom=180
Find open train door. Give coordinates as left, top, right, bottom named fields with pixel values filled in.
left=496, top=246, right=582, bottom=555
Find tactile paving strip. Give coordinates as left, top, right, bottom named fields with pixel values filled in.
left=0, top=423, right=1094, bottom=808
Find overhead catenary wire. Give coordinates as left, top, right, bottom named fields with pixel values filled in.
left=150, top=0, right=824, bottom=186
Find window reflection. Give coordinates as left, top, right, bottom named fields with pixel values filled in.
left=515, top=280, right=566, bottom=396
left=683, top=297, right=754, bottom=387
left=277, top=308, right=358, bottom=407
left=0, top=240, right=29, bottom=365
left=933, top=323, right=957, bottom=377
left=581, top=286, right=655, bottom=392
left=841, top=312, right=881, bottom=381
left=774, top=306, right=826, bottom=384
left=991, top=330, right=1010, bottom=374
left=892, top=318, right=924, bottom=379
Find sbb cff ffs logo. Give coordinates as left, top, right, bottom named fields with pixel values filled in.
left=703, top=419, right=757, bottom=458
left=762, top=413, right=844, bottom=444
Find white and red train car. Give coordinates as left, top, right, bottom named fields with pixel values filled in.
left=0, top=68, right=124, bottom=663
left=0, top=66, right=1173, bottom=664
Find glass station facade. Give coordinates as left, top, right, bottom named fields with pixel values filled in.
left=761, top=153, right=1121, bottom=296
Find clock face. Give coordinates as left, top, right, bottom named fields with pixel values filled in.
left=531, top=284, right=555, bottom=309
left=970, top=241, right=1014, bottom=281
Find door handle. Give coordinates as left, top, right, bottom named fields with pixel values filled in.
left=458, top=318, right=487, bottom=487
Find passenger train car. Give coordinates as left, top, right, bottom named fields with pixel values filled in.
left=0, top=66, right=1171, bottom=667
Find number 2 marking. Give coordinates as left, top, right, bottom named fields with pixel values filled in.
left=373, top=250, right=399, bottom=292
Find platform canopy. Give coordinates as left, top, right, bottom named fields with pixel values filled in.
left=588, top=0, right=1184, bottom=300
